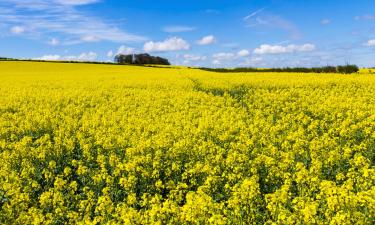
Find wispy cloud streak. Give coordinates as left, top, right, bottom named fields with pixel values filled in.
left=0, top=0, right=147, bottom=44
left=244, top=8, right=300, bottom=39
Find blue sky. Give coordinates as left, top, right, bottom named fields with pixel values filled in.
left=1, top=0, right=375, bottom=67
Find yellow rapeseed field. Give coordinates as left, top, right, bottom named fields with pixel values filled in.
left=0, top=61, right=374, bottom=224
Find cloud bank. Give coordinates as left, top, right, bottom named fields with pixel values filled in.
left=254, top=44, right=316, bottom=54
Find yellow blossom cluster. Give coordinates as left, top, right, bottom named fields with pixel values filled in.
left=0, top=61, right=374, bottom=224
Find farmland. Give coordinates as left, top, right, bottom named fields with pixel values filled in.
left=0, top=61, right=374, bottom=224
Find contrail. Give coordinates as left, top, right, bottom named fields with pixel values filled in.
left=244, top=7, right=266, bottom=21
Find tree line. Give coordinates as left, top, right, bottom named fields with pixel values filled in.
left=199, top=65, right=359, bottom=74
left=0, top=57, right=363, bottom=74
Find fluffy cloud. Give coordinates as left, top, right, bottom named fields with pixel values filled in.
left=144, top=37, right=190, bottom=52
left=197, top=35, right=216, bottom=45
left=106, top=46, right=137, bottom=58
left=253, top=44, right=316, bottom=54
left=10, top=26, right=24, bottom=34
left=81, top=35, right=100, bottom=42
left=364, top=39, right=375, bottom=47
left=117, top=45, right=136, bottom=55
left=212, top=59, right=221, bottom=65
left=183, top=54, right=207, bottom=61
left=212, top=53, right=236, bottom=61
left=237, top=49, right=250, bottom=57
left=212, top=50, right=249, bottom=62
left=239, top=56, right=264, bottom=67
left=35, top=55, right=61, bottom=60
left=163, top=26, right=196, bottom=33
left=320, top=19, right=331, bottom=25
left=354, top=14, right=375, bottom=20
left=35, top=52, right=98, bottom=61
left=211, top=50, right=252, bottom=67
left=107, top=50, right=114, bottom=58
left=64, top=52, right=98, bottom=61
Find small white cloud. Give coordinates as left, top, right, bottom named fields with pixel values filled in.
left=117, top=45, right=136, bottom=55
left=144, top=37, right=190, bottom=52
left=239, top=56, right=264, bottom=67
left=212, top=52, right=236, bottom=61
left=253, top=43, right=316, bottom=55
left=237, top=49, right=250, bottom=57
left=10, top=26, right=25, bottom=34
left=355, top=14, right=375, bottom=20
left=183, top=54, right=207, bottom=61
left=321, top=19, right=331, bottom=25
left=64, top=52, right=98, bottom=61
left=81, top=35, right=100, bottom=42
left=364, top=39, right=375, bottom=47
left=163, top=26, right=196, bottom=33
left=250, top=56, right=263, bottom=63
left=211, top=51, right=248, bottom=64
left=35, top=55, right=61, bottom=60
left=107, top=50, right=114, bottom=58
left=212, top=59, right=221, bottom=65
left=48, top=38, right=59, bottom=46
left=197, top=35, right=216, bottom=45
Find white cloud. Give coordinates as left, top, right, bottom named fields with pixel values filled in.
left=163, top=26, right=196, bottom=33
left=34, top=52, right=98, bottom=61
left=64, top=52, right=98, bottom=61
left=10, top=26, right=24, bottom=34
left=48, top=38, right=59, bottom=46
left=117, top=45, right=136, bottom=55
left=239, top=56, right=264, bottom=67
left=320, top=19, right=331, bottom=25
left=81, top=35, right=100, bottom=42
left=197, top=35, right=216, bottom=45
left=35, top=55, right=61, bottom=60
left=212, top=49, right=250, bottom=64
left=212, top=59, right=221, bottom=65
left=35, top=51, right=98, bottom=61
left=354, top=14, right=375, bottom=20
left=364, top=39, right=375, bottom=47
left=0, top=0, right=146, bottom=43
left=212, top=52, right=236, bottom=61
left=237, top=49, right=250, bottom=57
left=183, top=54, right=207, bottom=61
left=107, top=50, right=114, bottom=58
left=144, top=37, right=190, bottom=52
left=253, top=43, right=316, bottom=55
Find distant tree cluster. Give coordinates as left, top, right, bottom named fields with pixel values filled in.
left=200, top=65, right=359, bottom=74
left=115, top=53, right=170, bottom=65
left=0, top=57, right=12, bottom=60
